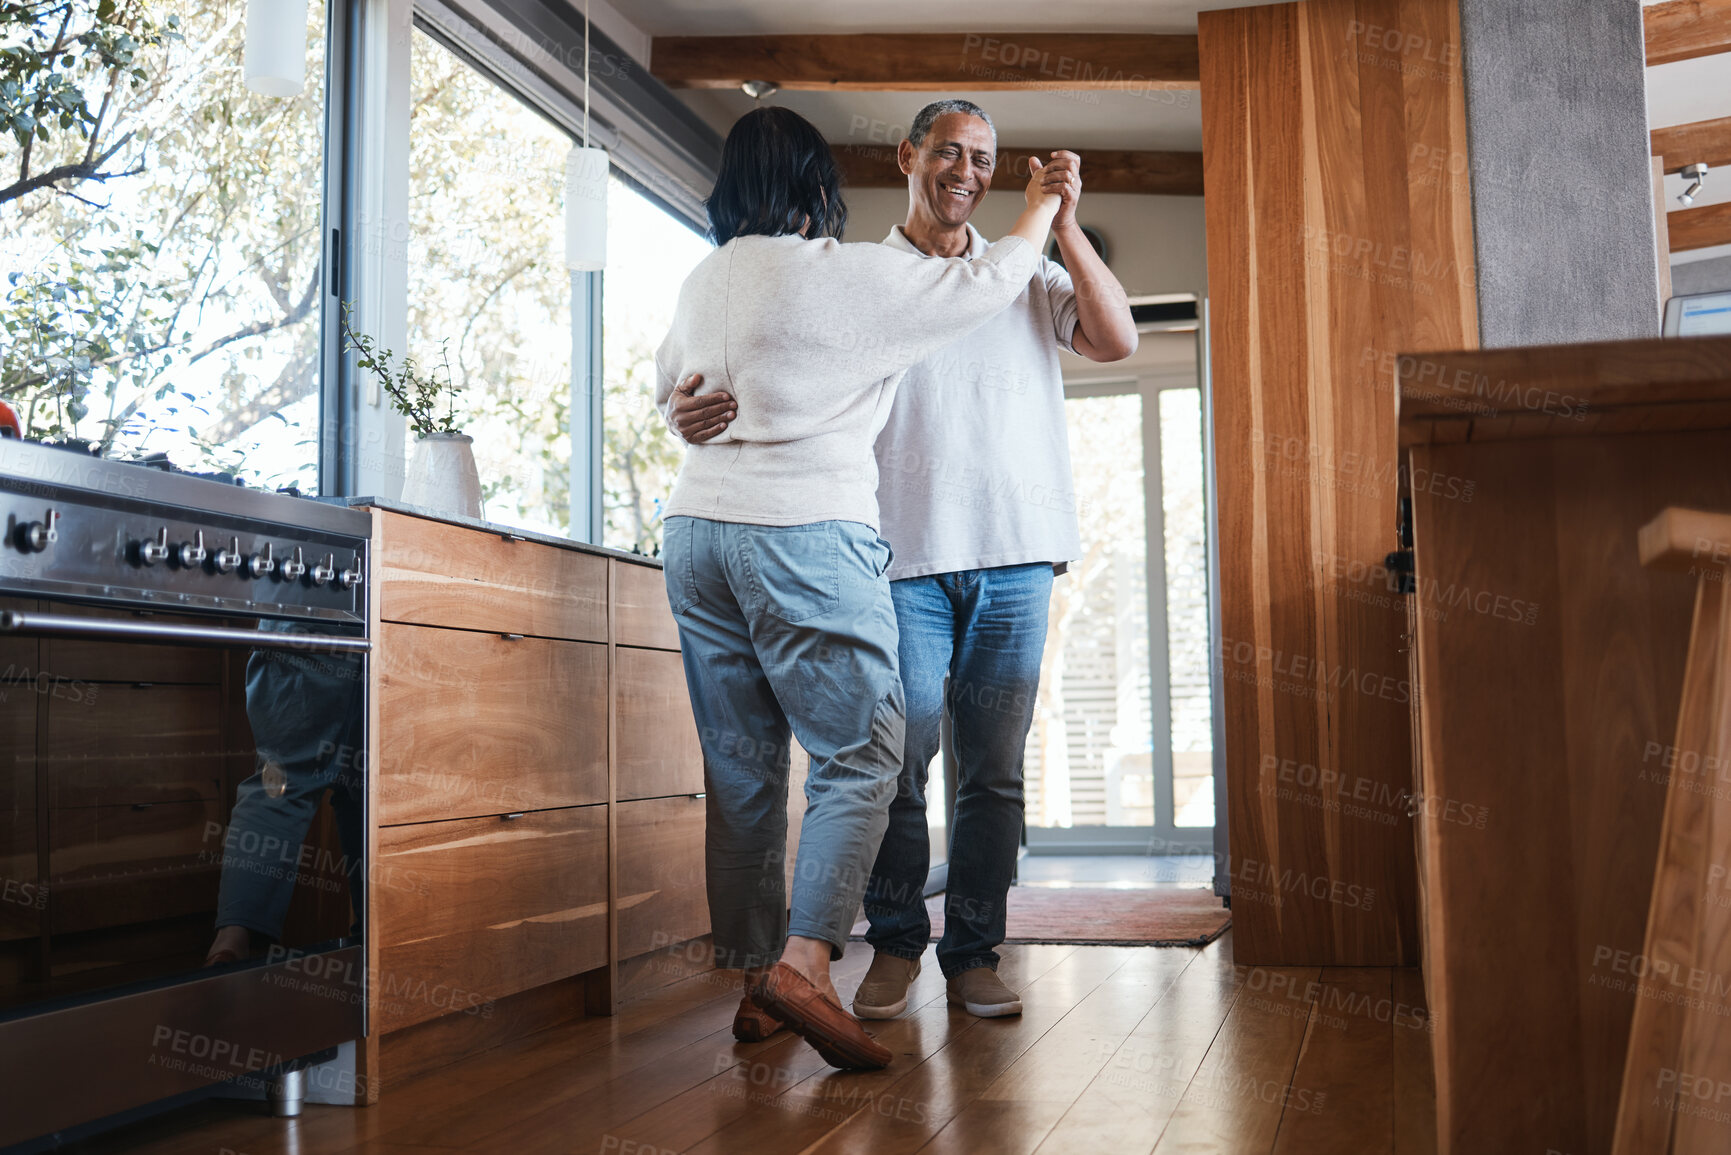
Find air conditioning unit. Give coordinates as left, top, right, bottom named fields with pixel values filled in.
left=1128, top=292, right=1199, bottom=333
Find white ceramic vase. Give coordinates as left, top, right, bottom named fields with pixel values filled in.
left=400, top=432, right=483, bottom=519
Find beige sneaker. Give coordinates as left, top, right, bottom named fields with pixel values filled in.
left=852, top=953, right=921, bottom=1020
left=946, top=967, right=1023, bottom=1018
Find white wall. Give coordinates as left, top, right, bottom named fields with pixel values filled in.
left=838, top=186, right=1208, bottom=300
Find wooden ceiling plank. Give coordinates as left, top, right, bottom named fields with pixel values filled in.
left=832, top=144, right=1204, bottom=196
left=1644, top=0, right=1731, bottom=66
left=1670, top=200, right=1731, bottom=251
left=651, top=33, right=1200, bottom=91
left=1652, top=115, right=1731, bottom=173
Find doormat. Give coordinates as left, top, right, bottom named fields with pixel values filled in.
left=850, top=886, right=1231, bottom=948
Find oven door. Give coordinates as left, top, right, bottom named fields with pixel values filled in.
left=0, top=597, right=370, bottom=1147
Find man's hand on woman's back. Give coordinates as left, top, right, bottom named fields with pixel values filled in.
left=670, top=373, right=737, bottom=443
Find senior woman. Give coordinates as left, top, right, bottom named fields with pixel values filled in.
left=655, top=106, right=1059, bottom=1070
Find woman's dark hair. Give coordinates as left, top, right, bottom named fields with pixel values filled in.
left=705, top=106, right=848, bottom=245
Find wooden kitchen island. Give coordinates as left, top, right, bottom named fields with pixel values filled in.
left=351, top=503, right=805, bottom=1099
left=1395, top=336, right=1731, bottom=1154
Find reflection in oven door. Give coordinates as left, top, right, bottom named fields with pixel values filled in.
left=1, top=600, right=363, bottom=1013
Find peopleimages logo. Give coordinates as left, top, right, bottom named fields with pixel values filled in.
left=1299, top=223, right=1472, bottom=288
left=1215, top=636, right=1413, bottom=706
left=1257, top=754, right=1489, bottom=830
left=957, top=34, right=1190, bottom=103
left=1232, top=856, right=1376, bottom=911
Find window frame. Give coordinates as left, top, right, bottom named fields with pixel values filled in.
left=323, top=0, right=718, bottom=543
left=1022, top=354, right=1217, bottom=857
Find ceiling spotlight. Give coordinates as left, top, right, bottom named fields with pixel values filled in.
left=1680, top=162, right=1709, bottom=207
left=740, top=80, right=780, bottom=100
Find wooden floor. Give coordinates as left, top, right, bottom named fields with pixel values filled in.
left=72, top=930, right=1437, bottom=1154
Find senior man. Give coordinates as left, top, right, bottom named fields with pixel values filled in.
left=670, top=99, right=1136, bottom=1020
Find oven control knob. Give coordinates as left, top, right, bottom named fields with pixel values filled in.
left=18, top=507, right=58, bottom=553
left=280, top=546, right=307, bottom=582
left=245, top=542, right=276, bottom=579
left=139, top=527, right=171, bottom=566
left=310, top=553, right=336, bottom=586
left=337, top=554, right=363, bottom=591
left=177, top=530, right=208, bottom=568
left=213, top=536, right=242, bottom=574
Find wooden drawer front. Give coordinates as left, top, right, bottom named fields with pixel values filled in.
left=617, top=796, right=709, bottom=958
left=49, top=800, right=222, bottom=934
left=378, top=624, right=607, bottom=824
left=612, top=559, right=679, bottom=650
left=378, top=511, right=606, bottom=642
left=376, top=806, right=607, bottom=1032
left=48, top=685, right=226, bottom=807
left=616, top=647, right=703, bottom=801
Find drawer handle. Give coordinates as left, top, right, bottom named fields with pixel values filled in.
left=500, top=533, right=526, bottom=543
left=501, top=812, right=527, bottom=821
left=690, top=792, right=706, bottom=800
left=500, top=633, right=525, bottom=641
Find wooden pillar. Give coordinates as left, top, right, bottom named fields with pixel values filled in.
left=1199, top=0, right=1478, bottom=965
left=1615, top=507, right=1731, bottom=1155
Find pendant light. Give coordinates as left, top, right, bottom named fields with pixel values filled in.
left=243, top=0, right=310, bottom=97
left=564, top=0, right=608, bottom=272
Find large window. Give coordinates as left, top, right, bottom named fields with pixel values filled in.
left=407, top=30, right=709, bottom=544
left=407, top=26, right=576, bottom=535
left=601, top=176, right=710, bottom=555
left=7, top=3, right=714, bottom=525
left=2, top=0, right=329, bottom=490
left=1024, top=374, right=1215, bottom=847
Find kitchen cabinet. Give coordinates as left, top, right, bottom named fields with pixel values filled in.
left=616, top=794, right=708, bottom=959
left=614, top=646, right=703, bottom=801
left=374, top=805, right=608, bottom=1033
left=376, top=623, right=608, bottom=822
left=613, top=558, right=682, bottom=651
left=1396, top=336, right=1731, bottom=1154
left=362, top=507, right=803, bottom=1097
left=376, top=510, right=607, bottom=641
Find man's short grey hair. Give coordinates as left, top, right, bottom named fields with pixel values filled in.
left=906, top=100, right=996, bottom=149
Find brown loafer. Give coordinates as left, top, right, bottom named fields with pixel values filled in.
left=749, top=962, right=892, bottom=1070
left=733, top=993, right=786, bottom=1042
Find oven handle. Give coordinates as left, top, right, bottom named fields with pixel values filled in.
left=0, top=610, right=372, bottom=654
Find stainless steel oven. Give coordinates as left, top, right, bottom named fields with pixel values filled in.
left=0, top=440, right=371, bottom=1149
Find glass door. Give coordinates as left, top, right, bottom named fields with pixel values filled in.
left=1024, top=369, right=1215, bottom=854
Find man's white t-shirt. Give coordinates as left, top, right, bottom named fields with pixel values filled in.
left=873, top=223, right=1084, bottom=582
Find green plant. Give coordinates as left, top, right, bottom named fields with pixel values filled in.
left=341, top=302, right=462, bottom=437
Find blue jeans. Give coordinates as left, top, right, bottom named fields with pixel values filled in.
left=862, top=563, right=1052, bottom=978
left=215, top=626, right=366, bottom=941
left=663, top=516, right=905, bottom=969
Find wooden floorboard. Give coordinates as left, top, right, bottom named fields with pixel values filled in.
left=1149, top=962, right=1321, bottom=1153
left=672, top=948, right=999, bottom=1154
left=1391, top=969, right=1438, bottom=1155
left=1034, top=936, right=1245, bottom=1154
left=64, top=931, right=1435, bottom=1155
left=1270, top=967, right=1394, bottom=1154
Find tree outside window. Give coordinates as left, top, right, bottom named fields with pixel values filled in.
left=2, top=0, right=327, bottom=490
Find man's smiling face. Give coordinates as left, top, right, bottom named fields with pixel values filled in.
left=901, top=111, right=996, bottom=228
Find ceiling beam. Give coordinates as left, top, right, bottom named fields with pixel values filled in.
left=1644, top=0, right=1731, bottom=66
left=833, top=143, right=1204, bottom=197
left=1670, top=200, right=1731, bottom=251
left=1652, top=116, right=1731, bottom=173
left=651, top=33, right=1200, bottom=91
